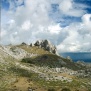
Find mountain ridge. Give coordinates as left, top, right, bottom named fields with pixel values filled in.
left=0, top=40, right=91, bottom=91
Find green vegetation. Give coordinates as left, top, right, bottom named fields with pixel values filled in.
left=61, top=88, right=71, bottom=91
left=48, top=88, right=56, bottom=91
left=0, top=44, right=91, bottom=91
left=17, top=45, right=50, bottom=55
left=22, top=54, right=62, bottom=68
left=18, top=45, right=86, bottom=70
left=21, top=54, right=85, bottom=70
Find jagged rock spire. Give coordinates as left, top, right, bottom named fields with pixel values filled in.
left=34, top=39, right=58, bottom=55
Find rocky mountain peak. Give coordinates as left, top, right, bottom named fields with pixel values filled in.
left=33, top=39, right=58, bottom=55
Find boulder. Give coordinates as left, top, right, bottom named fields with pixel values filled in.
left=34, top=40, right=40, bottom=46
left=21, top=42, right=26, bottom=45
left=30, top=43, right=33, bottom=47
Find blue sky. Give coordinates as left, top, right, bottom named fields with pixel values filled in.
left=1, top=0, right=91, bottom=52
left=1, top=0, right=9, bottom=10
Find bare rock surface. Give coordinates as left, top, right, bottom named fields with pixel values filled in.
left=34, top=40, right=58, bottom=55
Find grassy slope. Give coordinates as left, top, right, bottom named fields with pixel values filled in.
left=18, top=45, right=85, bottom=70
left=17, top=45, right=50, bottom=55
left=0, top=45, right=91, bottom=91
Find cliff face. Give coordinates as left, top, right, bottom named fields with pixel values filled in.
left=33, top=39, right=58, bottom=55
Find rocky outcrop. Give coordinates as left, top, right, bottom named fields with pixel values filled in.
left=34, top=40, right=58, bottom=55
left=21, top=42, right=27, bottom=45
left=30, top=43, right=34, bottom=47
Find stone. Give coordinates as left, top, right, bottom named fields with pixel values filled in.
left=30, top=43, right=33, bottom=47
left=21, top=42, right=26, bottom=45
left=34, top=40, right=40, bottom=46
left=34, top=39, right=58, bottom=55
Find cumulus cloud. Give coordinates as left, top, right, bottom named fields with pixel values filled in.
left=1, top=0, right=91, bottom=52
left=21, top=21, right=33, bottom=31
left=59, top=0, right=86, bottom=17
left=1, top=29, right=7, bottom=38
left=82, top=14, right=91, bottom=31
left=48, top=24, right=62, bottom=34
left=57, top=14, right=91, bottom=52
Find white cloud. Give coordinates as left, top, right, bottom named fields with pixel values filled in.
left=21, top=21, right=33, bottom=31
left=1, top=0, right=91, bottom=52
left=48, top=24, right=62, bottom=34
left=82, top=14, right=91, bottom=31
left=59, top=0, right=86, bottom=17
left=1, top=29, right=7, bottom=38
left=59, top=0, right=73, bottom=12
left=57, top=14, right=91, bottom=52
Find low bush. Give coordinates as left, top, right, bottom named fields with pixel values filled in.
left=48, top=88, right=55, bottom=91
left=61, top=87, right=71, bottom=91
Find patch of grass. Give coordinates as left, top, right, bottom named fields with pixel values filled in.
left=48, top=88, right=56, bottom=91
left=8, top=66, right=33, bottom=77
left=0, top=82, right=9, bottom=91
left=60, top=57, right=86, bottom=70
left=21, top=53, right=83, bottom=70
left=17, top=44, right=85, bottom=70
left=61, top=87, right=71, bottom=91
left=21, top=54, right=63, bottom=68
left=17, top=45, right=50, bottom=55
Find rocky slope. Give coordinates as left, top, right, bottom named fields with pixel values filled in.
left=0, top=40, right=91, bottom=91
left=32, top=40, right=58, bottom=55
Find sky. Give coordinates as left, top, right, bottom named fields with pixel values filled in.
left=1, top=0, right=91, bottom=52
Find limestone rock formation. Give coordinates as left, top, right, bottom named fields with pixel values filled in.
left=21, top=42, right=27, bottom=45
left=30, top=43, right=34, bottom=47
left=34, top=40, right=58, bottom=55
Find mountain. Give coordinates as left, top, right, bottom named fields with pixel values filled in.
left=0, top=40, right=91, bottom=91
left=31, top=39, right=58, bottom=55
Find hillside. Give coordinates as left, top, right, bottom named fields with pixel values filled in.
left=0, top=40, right=91, bottom=91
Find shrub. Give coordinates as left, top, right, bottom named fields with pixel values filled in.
left=48, top=88, right=55, bottom=91
left=61, top=88, right=71, bottom=91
